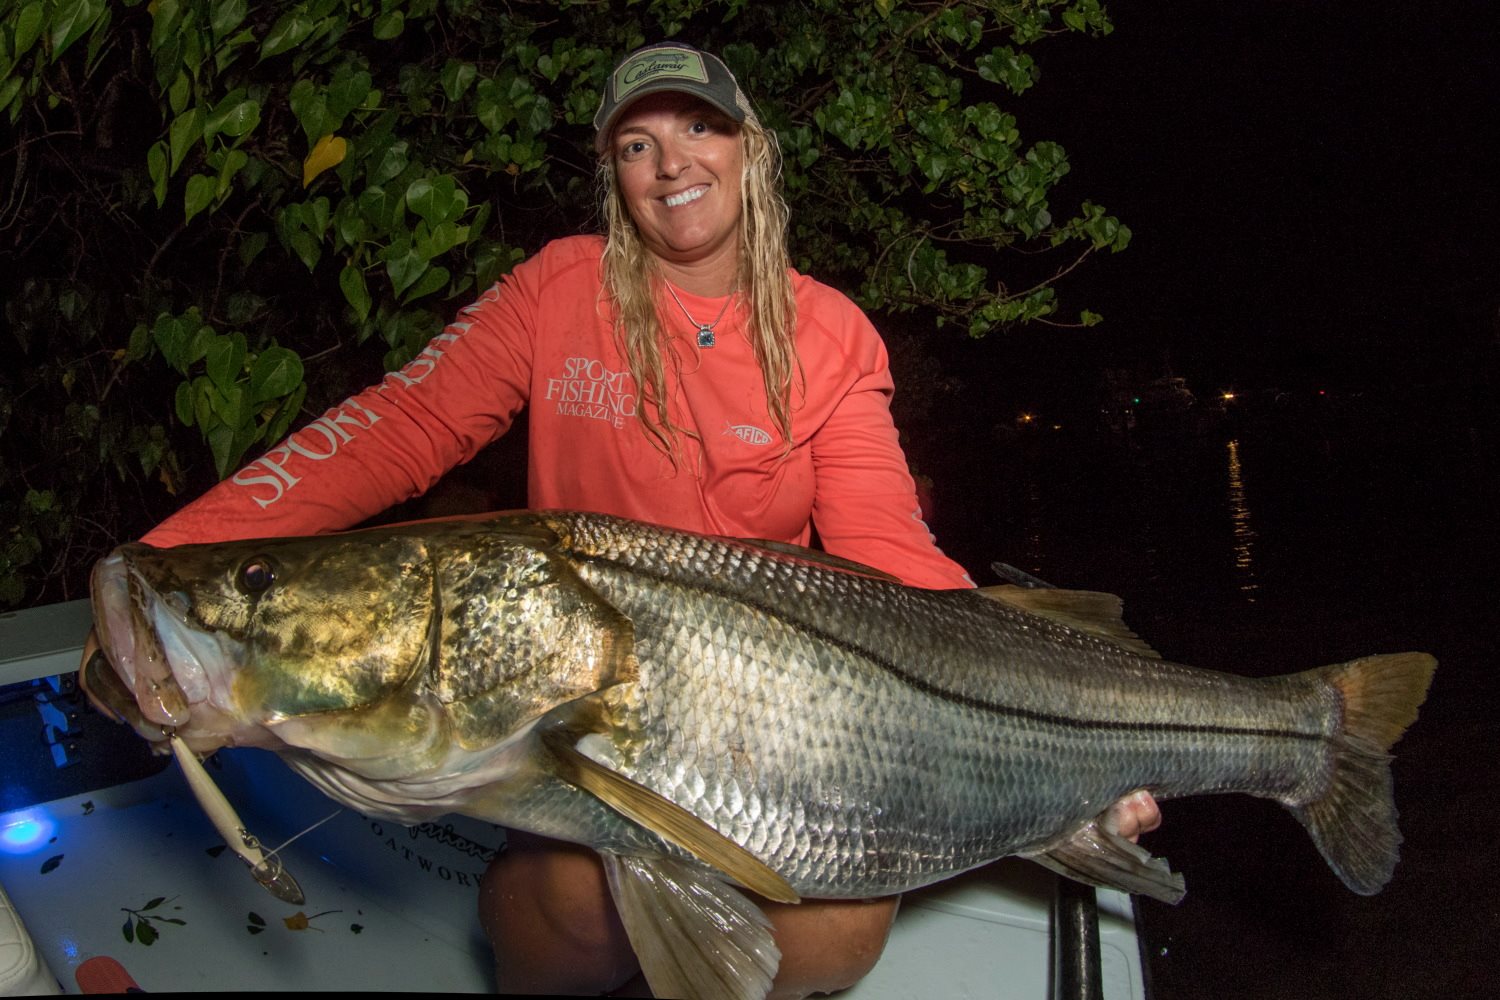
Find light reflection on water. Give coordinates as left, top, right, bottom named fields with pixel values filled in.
left=1223, top=438, right=1259, bottom=601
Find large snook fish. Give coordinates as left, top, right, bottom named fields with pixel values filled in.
left=84, top=510, right=1434, bottom=1000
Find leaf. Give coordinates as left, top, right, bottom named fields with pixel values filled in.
left=136, top=920, right=158, bottom=946
left=49, top=0, right=105, bottom=63
left=383, top=237, right=425, bottom=296
left=208, top=422, right=237, bottom=480
left=207, top=98, right=259, bottom=138
left=247, top=912, right=265, bottom=926
left=302, top=133, right=347, bottom=188
left=205, top=333, right=246, bottom=392
left=288, top=230, right=321, bottom=273
left=40, top=854, right=63, bottom=874
left=82, top=801, right=95, bottom=815
left=206, top=844, right=228, bottom=858
left=169, top=108, right=205, bottom=175
left=143, top=896, right=166, bottom=911
left=249, top=347, right=303, bottom=403
left=350, top=923, right=364, bottom=934
left=123, top=918, right=134, bottom=944
left=260, top=10, right=314, bottom=59
left=283, top=911, right=310, bottom=930
left=402, top=265, right=449, bottom=303
left=168, top=70, right=191, bottom=116
left=262, top=383, right=307, bottom=444
left=210, top=0, right=248, bottom=38
left=440, top=61, right=476, bottom=103
left=368, top=140, right=410, bottom=185
left=372, top=11, right=404, bottom=40
left=175, top=381, right=195, bottom=427
left=216, top=149, right=248, bottom=197
left=147, top=142, right=169, bottom=208
left=288, top=79, right=328, bottom=144
left=407, top=175, right=464, bottom=227
left=184, top=174, right=215, bottom=223
left=339, top=263, right=371, bottom=321
left=15, top=3, right=46, bottom=57
left=238, top=231, right=268, bottom=268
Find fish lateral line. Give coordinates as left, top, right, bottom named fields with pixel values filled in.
left=567, top=550, right=1328, bottom=745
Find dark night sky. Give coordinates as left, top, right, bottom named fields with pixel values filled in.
left=984, top=1, right=1500, bottom=405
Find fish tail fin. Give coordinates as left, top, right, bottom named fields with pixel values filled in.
left=1290, top=652, right=1436, bottom=895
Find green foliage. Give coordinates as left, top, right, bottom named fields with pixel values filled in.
left=0, top=0, right=1126, bottom=606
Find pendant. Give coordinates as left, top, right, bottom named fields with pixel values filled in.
left=697, top=326, right=716, bottom=349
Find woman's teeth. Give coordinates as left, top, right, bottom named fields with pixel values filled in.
left=665, top=187, right=706, bottom=208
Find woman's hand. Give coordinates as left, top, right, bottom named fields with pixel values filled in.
left=1106, top=789, right=1162, bottom=842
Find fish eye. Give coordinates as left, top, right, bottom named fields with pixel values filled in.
left=236, top=557, right=277, bottom=595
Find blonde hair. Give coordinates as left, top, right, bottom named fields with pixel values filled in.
left=598, top=106, right=798, bottom=460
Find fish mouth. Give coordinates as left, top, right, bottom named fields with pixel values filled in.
left=85, top=550, right=247, bottom=753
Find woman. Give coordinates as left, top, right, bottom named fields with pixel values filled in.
left=92, top=42, right=1158, bottom=997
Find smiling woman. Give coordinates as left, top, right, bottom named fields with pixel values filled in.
left=78, top=38, right=1151, bottom=1000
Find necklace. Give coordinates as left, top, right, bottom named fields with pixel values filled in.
left=663, top=281, right=734, bottom=349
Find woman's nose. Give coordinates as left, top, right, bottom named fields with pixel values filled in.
left=656, top=137, right=689, bottom=178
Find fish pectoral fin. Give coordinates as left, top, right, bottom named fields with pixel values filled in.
left=602, top=852, right=780, bottom=1000
left=540, top=725, right=800, bottom=905
left=977, top=585, right=1162, bottom=659
left=1025, top=812, right=1186, bottom=904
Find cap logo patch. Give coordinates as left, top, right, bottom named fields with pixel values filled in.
left=615, top=48, right=709, bottom=101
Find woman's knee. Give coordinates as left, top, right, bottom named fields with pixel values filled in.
left=762, top=895, right=901, bottom=1000
left=478, top=833, right=638, bottom=994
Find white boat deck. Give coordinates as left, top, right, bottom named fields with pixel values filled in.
left=1, top=601, right=1143, bottom=997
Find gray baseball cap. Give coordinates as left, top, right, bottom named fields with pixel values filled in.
left=594, top=42, right=750, bottom=151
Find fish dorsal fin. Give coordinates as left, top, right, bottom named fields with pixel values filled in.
left=1024, top=806, right=1186, bottom=904
left=602, top=852, right=780, bottom=1000
left=978, top=585, right=1161, bottom=659
left=539, top=723, right=800, bottom=905
left=738, top=538, right=903, bottom=584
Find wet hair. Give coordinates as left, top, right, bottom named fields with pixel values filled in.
left=597, top=104, right=798, bottom=460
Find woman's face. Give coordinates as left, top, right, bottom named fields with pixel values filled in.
left=610, top=92, right=744, bottom=282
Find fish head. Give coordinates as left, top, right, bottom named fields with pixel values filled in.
left=86, top=531, right=440, bottom=769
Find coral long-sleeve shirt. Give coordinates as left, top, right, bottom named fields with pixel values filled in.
left=143, top=236, right=972, bottom=589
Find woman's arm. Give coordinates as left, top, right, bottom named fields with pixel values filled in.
left=143, top=275, right=538, bottom=548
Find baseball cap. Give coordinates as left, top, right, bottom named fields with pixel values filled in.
left=594, top=42, right=750, bottom=150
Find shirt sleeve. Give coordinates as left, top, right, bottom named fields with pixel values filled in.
left=141, top=263, right=541, bottom=548
left=806, top=307, right=974, bottom=590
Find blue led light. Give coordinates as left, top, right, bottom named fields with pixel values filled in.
left=0, top=812, right=56, bottom=854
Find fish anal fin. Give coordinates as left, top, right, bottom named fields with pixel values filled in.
left=540, top=725, right=800, bottom=905
left=979, top=585, right=1161, bottom=659
left=1291, top=651, right=1437, bottom=895
left=602, top=852, right=780, bottom=1000
left=1026, top=810, right=1186, bottom=904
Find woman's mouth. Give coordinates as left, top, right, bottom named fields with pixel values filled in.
left=664, top=186, right=708, bottom=208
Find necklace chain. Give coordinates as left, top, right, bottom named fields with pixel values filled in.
left=664, top=281, right=734, bottom=349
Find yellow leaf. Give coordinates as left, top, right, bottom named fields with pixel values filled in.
left=302, top=134, right=347, bottom=188
left=283, top=911, right=310, bottom=930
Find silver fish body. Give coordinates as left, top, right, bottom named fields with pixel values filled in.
left=84, top=510, right=1435, bottom=999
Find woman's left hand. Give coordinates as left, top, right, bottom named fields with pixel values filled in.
left=1107, top=789, right=1162, bottom=842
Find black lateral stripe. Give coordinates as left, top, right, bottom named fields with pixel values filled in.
left=580, top=552, right=1327, bottom=746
